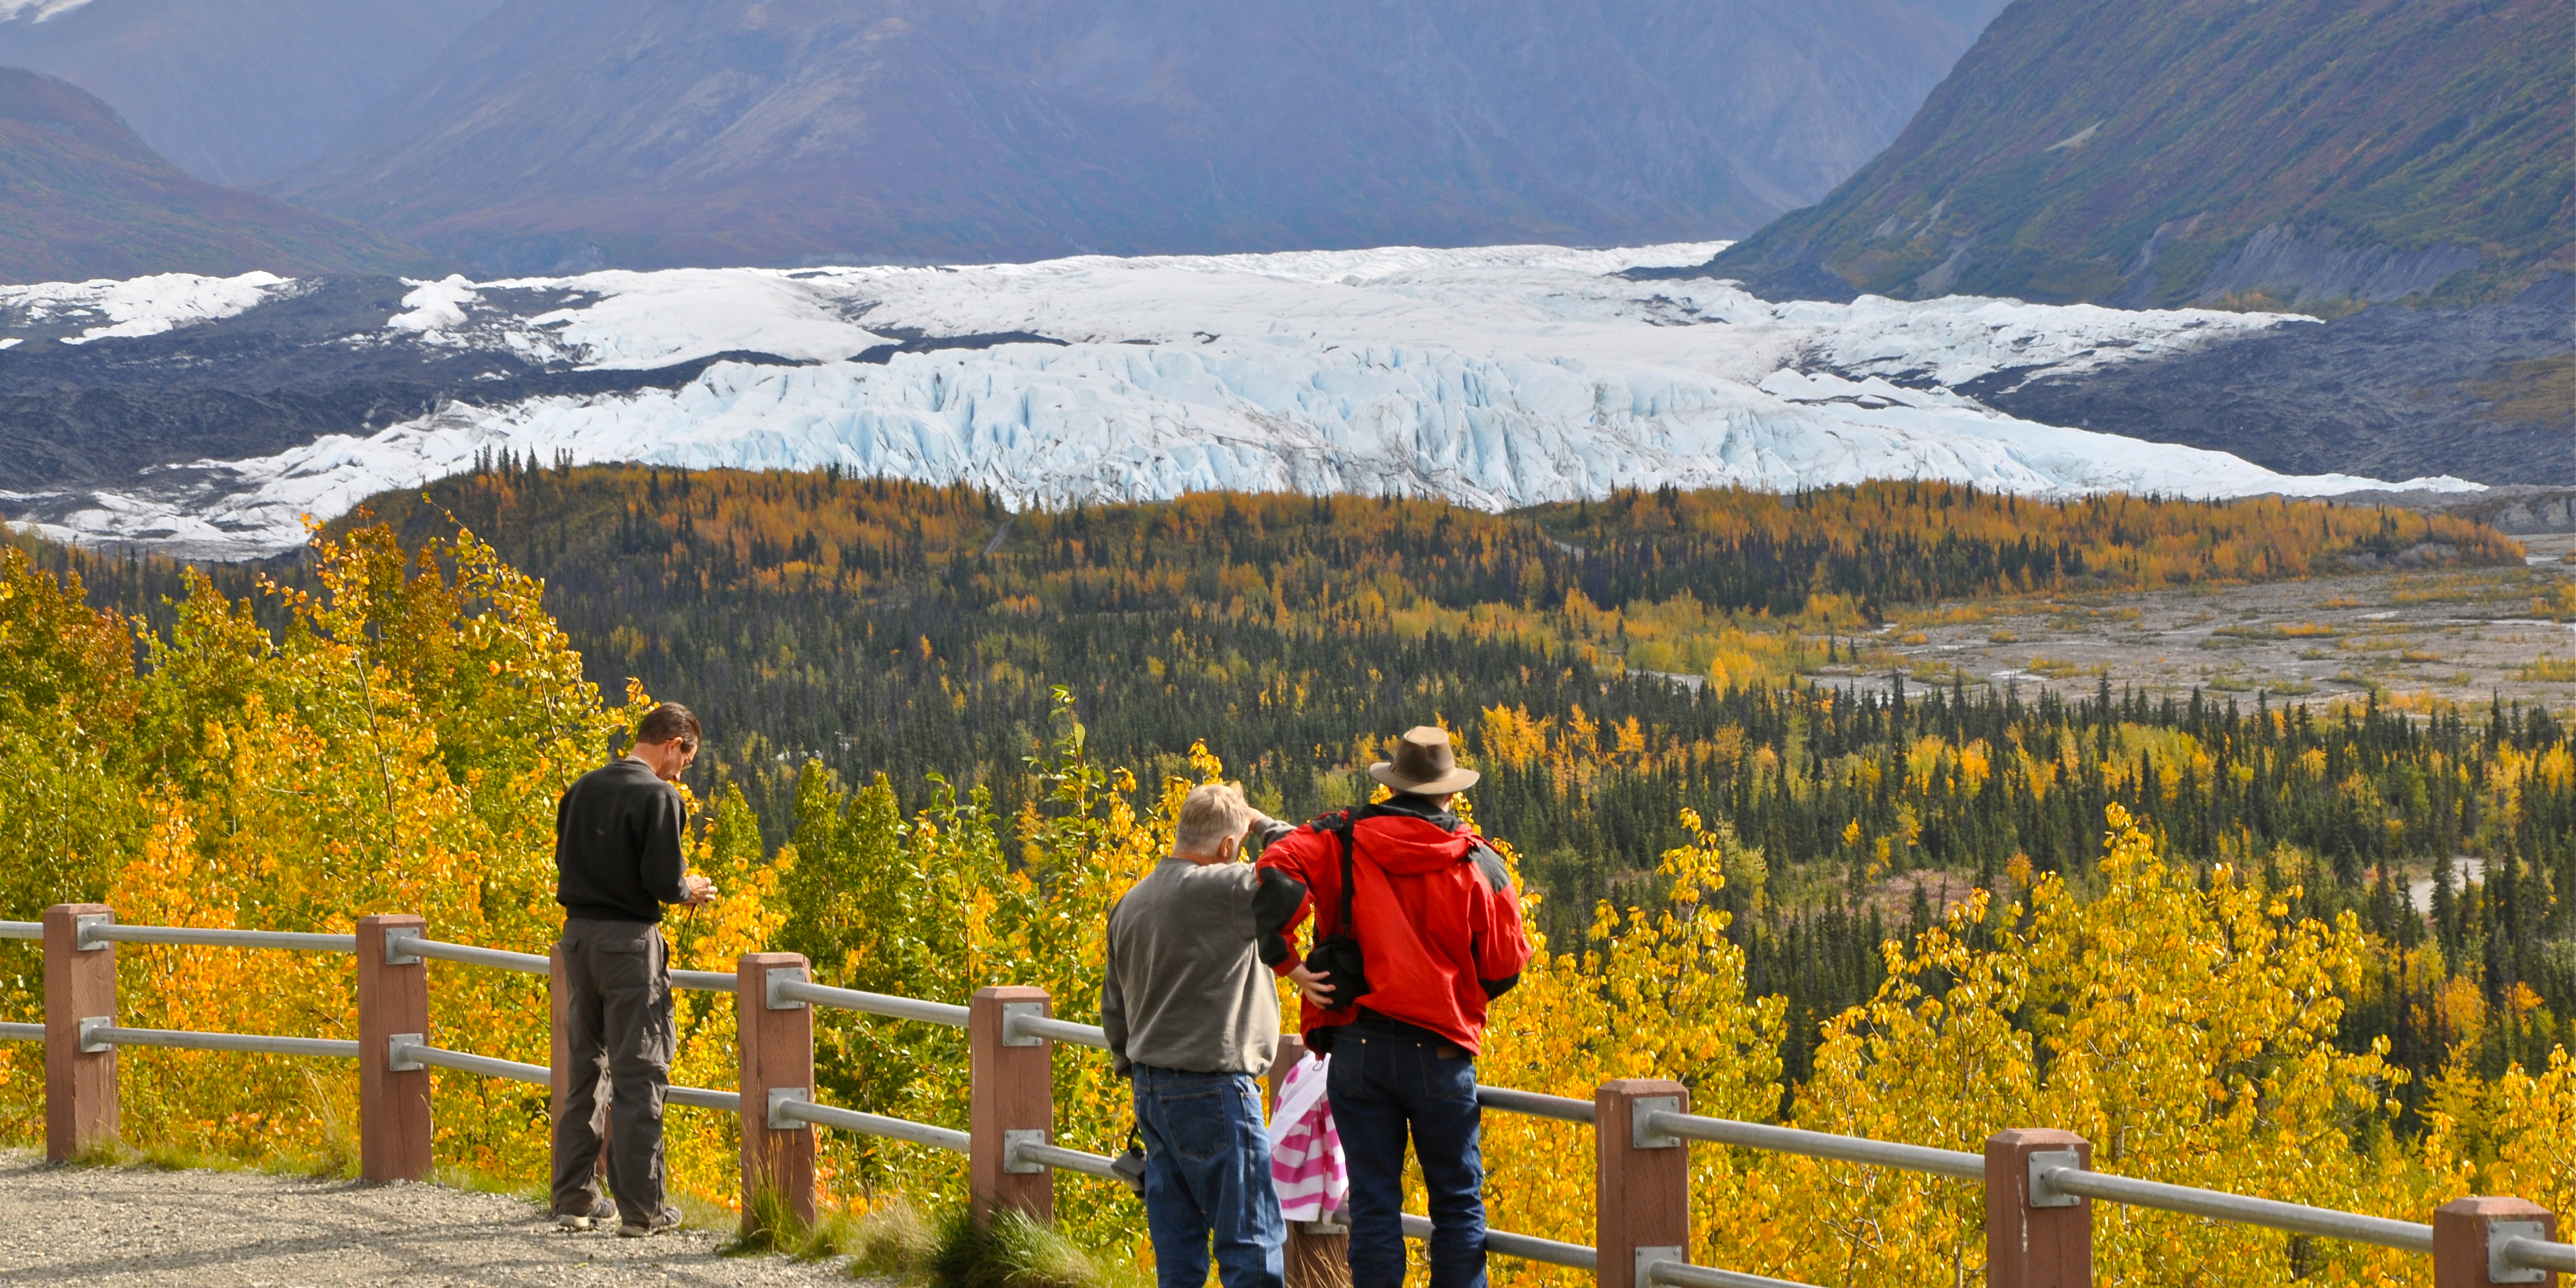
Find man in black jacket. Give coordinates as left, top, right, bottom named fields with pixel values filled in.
left=550, top=703, right=718, bottom=1236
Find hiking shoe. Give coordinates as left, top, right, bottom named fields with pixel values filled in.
left=618, top=1206, right=683, bottom=1238
left=554, top=1197, right=618, bottom=1231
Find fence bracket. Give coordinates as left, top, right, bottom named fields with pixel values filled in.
left=1636, top=1247, right=1683, bottom=1287
left=2028, top=1151, right=2084, bottom=1208
left=2488, top=1220, right=2547, bottom=1284
left=75, top=1016, right=112, bottom=1054
left=386, top=1034, right=425, bottom=1073
left=767, top=1086, right=813, bottom=1132
left=765, top=967, right=808, bottom=1010
left=1000, top=1001, right=1046, bottom=1048
left=71, top=914, right=111, bottom=953
left=381, top=928, right=424, bottom=967
left=1632, top=1099, right=1681, bottom=1149
left=1003, top=1128, right=1047, bottom=1174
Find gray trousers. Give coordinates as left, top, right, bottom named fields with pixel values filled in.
left=551, top=918, right=676, bottom=1224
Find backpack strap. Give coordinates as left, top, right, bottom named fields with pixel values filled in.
left=1310, top=803, right=1403, bottom=939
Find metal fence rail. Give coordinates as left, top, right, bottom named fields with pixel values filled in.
left=667, top=1086, right=743, bottom=1113
left=2503, top=1233, right=2576, bottom=1273
left=382, top=931, right=735, bottom=993
left=0, top=1022, right=41, bottom=1041
left=80, top=1023, right=357, bottom=1060
left=386, top=932, right=547, bottom=975
left=2037, top=1162, right=2433, bottom=1253
left=380, top=1036, right=737, bottom=1113
left=773, top=1095, right=971, bottom=1152
left=1397, top=1213, right=1598, bottom=1271
left=1645, top=1257, right=1817, bottom=1288
left=1006, top=1012, right=1108, bottom=1050
left=387, top=1037, right=549, bottom=1085
left=84, top=925, right=356, bottom=954
left=1007, top=1138, right=1124, bottom=1182
left=0, top=922, right=41, bottom=941
left=1477, top=1086, right=1595, bottom=1123
left=1639, top=1107, right=1984, bottom=1180
left=771, top=976, right=971, bottom=1027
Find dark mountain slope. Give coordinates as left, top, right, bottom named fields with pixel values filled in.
left=271, top=0, right=2004, bottom=274
left=0, top=0, right=507, bottom=185
left=0, top=68, right=447, bottom=283
left=1702, top=0, right=2572, bottom=309
left=1969, top=275, right=2574, bottom=486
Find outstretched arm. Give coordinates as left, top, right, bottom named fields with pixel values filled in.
left=1469, top=843, right=1532, bottom=999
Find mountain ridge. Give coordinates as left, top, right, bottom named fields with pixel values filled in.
left=0, top=67, right=449, bottom=284
left=269, top=0, right=2006, bottom=275
left=1700, top=0, right=2573, bottom=309
left=0, top=0, right=506, bottom=185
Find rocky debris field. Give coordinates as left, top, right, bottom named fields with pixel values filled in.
left=0, top=1150, right=866, bottom=1287
left=1961, top=277, right=2575, bottom=488
left=1818, top=533, right=2576, bottom=707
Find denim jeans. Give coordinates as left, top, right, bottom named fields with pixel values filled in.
left=1326, top=1025, right=1486, bottom=1288
left=1131, top=1065, right=1286, bottom=1288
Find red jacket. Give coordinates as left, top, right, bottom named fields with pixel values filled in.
left=1255, top=799, right=1531, bottom=1055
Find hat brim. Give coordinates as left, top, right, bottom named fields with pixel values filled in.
left=1368, top=762, right=1481, bottom=795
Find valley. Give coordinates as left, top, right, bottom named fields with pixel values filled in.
left=1860, top=530, right=2576, bottom=706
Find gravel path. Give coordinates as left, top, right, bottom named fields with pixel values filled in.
left=0, top=1151, right=865, bottom=1286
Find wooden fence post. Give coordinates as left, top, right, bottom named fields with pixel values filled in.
left=43, top=903, right=115, bottom=1162
left=1986, top=1128, right=2093, bottom=1288
left=738, top=951, right=816, bottom=1235
left=356, top=914, right=432, bottom=1182
left=1597, top=1078, right=1691, bottom=1288
left=2435, top=1197, right=2558, bottom=1287
left=969, top=985, right=1053, bottom=1222
left=1268, top=1034, right=1349, bottom=1288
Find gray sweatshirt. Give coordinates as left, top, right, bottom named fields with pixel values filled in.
left=1101, top=854, right=1304, bottom=1077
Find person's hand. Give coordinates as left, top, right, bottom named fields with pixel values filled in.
left=683, top=873, right=718, bottom=906
left=1288, top=962, right=1337, bottom=1010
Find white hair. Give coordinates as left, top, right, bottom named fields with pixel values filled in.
left=1175, top=783, right=1254, bottom=855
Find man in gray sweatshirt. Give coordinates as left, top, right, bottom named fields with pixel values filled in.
left=1102, top=783, right=1314, bottom=1288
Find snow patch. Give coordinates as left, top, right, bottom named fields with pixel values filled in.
left=388, top=276, right=478, bottom=335
left=0, top=271, right=292, bottom=343
left=0, top=0, right=96, bottom=21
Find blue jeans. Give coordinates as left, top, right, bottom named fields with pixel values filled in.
left=1326, top=1026, right=1486, bottom=1288
left=1131, top=1065, right=1286, bottom=1288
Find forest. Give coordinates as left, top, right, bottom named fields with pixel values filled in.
left=2, top=470, right=2568, bottom=1285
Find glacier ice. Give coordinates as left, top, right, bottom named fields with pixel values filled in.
left=0, top=270, right=293, bottom=344
left=8, top=243, right=2480, bottom=559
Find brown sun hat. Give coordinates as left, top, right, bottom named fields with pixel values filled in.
left=1367, top=726, right=1481, bottom=795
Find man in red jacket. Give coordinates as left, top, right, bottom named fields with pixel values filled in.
left=1254, top=726, right=1531, bottom=1288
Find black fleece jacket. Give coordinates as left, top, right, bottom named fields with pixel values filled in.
left=554, top=759, right=691, bottom=923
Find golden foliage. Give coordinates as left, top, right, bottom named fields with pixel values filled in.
left=0, top=519, right=2567, bottom=1287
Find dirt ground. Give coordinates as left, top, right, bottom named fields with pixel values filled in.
left=0, top=1150, right=865, bottom=1287
left=1811, top=533, right=2576, bottom=709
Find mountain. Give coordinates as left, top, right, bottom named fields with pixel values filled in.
left=0, top=67, right=449, bottom=283
left=0, top=0, right=507, bottom=185
left=1701, top=0, right=2572, bottom=310
left=269, top=0, right=2006, bottom=276
left=0, top=245, right=2479, bottom=561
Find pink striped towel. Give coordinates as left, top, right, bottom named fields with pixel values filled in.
left=1268, top=1053, right=1347, bottom=1221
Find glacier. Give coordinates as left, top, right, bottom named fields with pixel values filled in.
left=5, top=243, right=2480, bottom=559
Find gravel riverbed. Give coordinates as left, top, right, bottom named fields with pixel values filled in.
left=0, top=1150, right=868, bottom=1286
